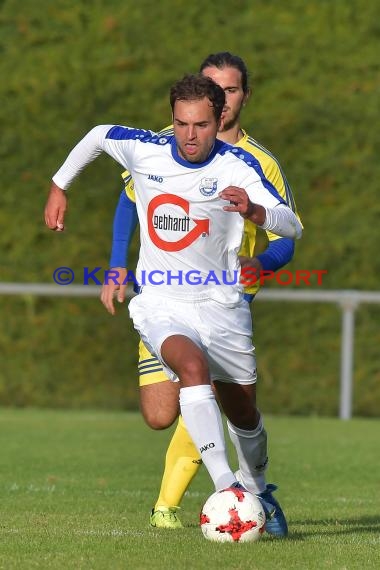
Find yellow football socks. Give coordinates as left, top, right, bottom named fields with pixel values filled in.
left=154, top=415, right=202, bottom=509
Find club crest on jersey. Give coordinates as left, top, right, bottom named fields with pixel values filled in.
left=199, top=177, right=218, bottom=196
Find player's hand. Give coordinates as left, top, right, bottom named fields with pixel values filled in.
left=100, top=267, right=128, bottom=315
left=239, top=256, right=263, bottom=287
left=219, top=187, right=266, bottom=226
left=44, top=183, right=67, bottom=231
left=219, top=186, right=255, bottom=217
left=239, top=256, right=262, bottom=271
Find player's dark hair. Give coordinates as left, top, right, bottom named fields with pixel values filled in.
left=199, top=52, right=249, bottom=94
left=169, top=73, right=225, bottom=121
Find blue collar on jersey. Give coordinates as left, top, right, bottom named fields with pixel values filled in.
left=170, top=137, right=226, bottom=169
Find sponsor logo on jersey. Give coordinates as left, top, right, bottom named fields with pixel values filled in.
left=148, top=174, right=164, bottom=183
left=153, top=214, right=190, bottom=232
left=199, top=177, right=218, bottom=196
left=148, top=193, right=209, bottom=251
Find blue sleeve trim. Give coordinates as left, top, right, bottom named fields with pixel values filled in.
left=256, top=238, right=295, bottom=272
left=109, top=190, right=138, bottom=268
left=243, top=293, right=255, bottom=303
left=106, top=126, right=148, bottom=140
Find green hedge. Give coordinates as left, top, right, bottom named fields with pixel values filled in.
left=1, top=0, right=379, bottom=414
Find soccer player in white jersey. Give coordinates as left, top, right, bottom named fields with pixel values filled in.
left=45, top=74, right=302, bottom=534
left=103, top=53, right=301, bottom=535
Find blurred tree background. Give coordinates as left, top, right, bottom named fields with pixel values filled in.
left=0, top=0, right=379, bottom=414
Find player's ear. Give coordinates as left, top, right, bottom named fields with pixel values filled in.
left=243, top=87, right=252, bottom=106
left=217, top=115, right=225, bottom=133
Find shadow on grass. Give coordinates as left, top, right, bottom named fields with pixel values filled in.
left=186, top=514, right=380, bottom=541
left=285, top=514, right=380, bottom=540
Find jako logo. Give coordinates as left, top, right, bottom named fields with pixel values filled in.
left=148, top=174, right=163, bottom=183
left=200, top=442, right=215, bottom=453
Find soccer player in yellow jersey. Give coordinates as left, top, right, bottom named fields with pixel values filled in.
left=101, top=53, right=301, bottom=535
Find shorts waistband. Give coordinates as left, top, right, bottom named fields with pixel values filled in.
left=138, top=286, right=213, bottom=303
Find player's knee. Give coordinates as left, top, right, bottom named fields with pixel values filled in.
left=178, top=356, right=209, bottom=385
left=227, top=405, right=260, bottom=430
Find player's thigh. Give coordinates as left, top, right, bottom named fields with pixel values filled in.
left=161, top=334, right=209, bottom=387
left=131, top=295, right=203, bottom=370
left=208, top=299, right=256, bottom=385
left=140, top=380, right=180, bottom=430
left=213, top=381, right=259, bottom=430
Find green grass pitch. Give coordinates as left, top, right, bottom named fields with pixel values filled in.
left=0, top=409, right=379, bottom=569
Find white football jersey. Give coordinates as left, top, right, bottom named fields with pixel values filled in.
left=53, top=125, right=287, bottom=305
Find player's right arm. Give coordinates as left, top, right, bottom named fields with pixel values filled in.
left=45, top=124, right=142, bottom=229
left=44, top=182, right=67, bottom=231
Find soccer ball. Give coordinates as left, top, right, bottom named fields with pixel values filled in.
left=200, top=486, right=265, bottom=543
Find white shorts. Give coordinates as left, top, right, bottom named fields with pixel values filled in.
left=128, top=291, right=257, bottom=385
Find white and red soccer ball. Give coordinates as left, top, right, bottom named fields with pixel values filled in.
left=200, top=486, right=265, bottom=543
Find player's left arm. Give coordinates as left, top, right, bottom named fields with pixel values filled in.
left=221, top=150, right=302, bottom=239
left=219, top=186, right=302, bottom=240
left=254, top=157, right=301, bottom=270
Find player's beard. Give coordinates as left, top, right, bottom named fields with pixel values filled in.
left=220, top=108, right=241, bottom=133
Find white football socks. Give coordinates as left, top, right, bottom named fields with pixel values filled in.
left=179, top=384, right=236, bottom=490
left=227, top=415, right=268, bottom=494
